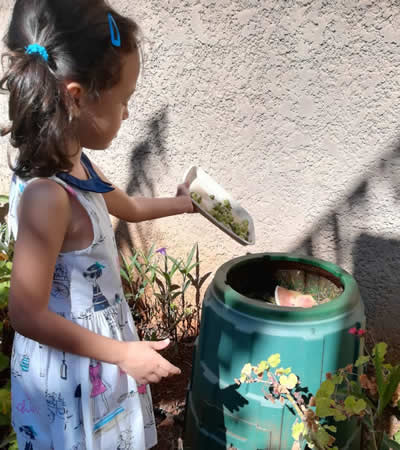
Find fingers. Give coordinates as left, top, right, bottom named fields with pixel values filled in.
left=123, top=340, right=182, bottom=385
left=148, top=357, right=181, bottom=384
left=147, top=373, right=162, bottom=384
left=149, top=338, right=170, bottom=351
left=138, top=363, right=180, bottom=385
left=158, top=358, right=181, bottom=376
left=137, top=374, right=161, bottom=384
left=157, top=366, right=170, bottom=378
left=176, top=182, right=190, bottom=196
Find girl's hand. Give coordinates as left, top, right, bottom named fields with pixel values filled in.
left=118, top=338, right=181, bottom=384
left=176, top=181, right=195, bottom=213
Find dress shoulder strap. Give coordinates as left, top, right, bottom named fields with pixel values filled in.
left=56, top=152, right=114, bottom=193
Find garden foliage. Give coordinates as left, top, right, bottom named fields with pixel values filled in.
left=238, top=329, right=400, bottom=450
left=120, top=243, right=211, bottom=343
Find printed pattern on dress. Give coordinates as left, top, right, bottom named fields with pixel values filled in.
left=52, top=261, right=71, bottom=300
left=9, top=171, right=157, bottom=449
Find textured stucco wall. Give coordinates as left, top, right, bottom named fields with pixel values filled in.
left=0, top=1, right=400, bottom=349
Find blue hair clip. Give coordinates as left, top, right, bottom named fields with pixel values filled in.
left=108, top=13, right=121, bottom=47
left=25, top=43, right=49, bottom=61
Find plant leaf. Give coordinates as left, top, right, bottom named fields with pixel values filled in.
left=182, top=279, right=191, bottom=293
left=0, top=430, right=17, bottom=449
left=314, top=426, right=335, bottom=447
left=255, top=360, right=269, bottom=375
left=147, top=244, right=156, bottom=260
left=355, top=355, right=370, bottom=367
left=331, top=374, right=343, bottom=385
left=199, top=272, right=212, bottom=288
left=267, top=353, right=281, bottom=368
left=378, top=364, right=400, bottom=417
left=133, top=259, right=143, bottom=273
left=120, top=269, right=130, bottom=283
left=161, top=271, right=172, bottom=286
left=316, top=379, right=335, bottom=398
left=344, top=395, right=366, bottom=415
left=155, top=278, right=166, bottom=295
left=167, top=256, right=180, bottom=267
left=186, top=262, right=199, bottom=274
left=381, top=432, right=400, bottom=450
left=315, top=397, right=336, bottom=418
left=292, top=421, right=305, bottom=441
left=279, top=373, right=298, bottom=389
left=186, top=273, right=196, bottom=286
left=119, top=252, right=130, bottom=269
left=240, top=363, right=253, bottom=382
left=185, top=245, right=196, bottom=269
left=373, top=342, right=387, bottom=401
left=276, top=367, right=292, bottom=375
left=0, top=388, right=11, bottom=417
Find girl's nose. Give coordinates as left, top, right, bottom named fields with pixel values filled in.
left=123, top=107, right=129, bottom=121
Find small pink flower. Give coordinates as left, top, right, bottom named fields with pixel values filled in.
left=357, top=329, right=366, bottom=337
left=348, top=327, right=358, bottom=335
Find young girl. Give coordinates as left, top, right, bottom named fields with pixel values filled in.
left=1, top=1, right=194, bottom=449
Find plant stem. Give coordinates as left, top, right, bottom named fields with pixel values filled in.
left=284, top=389, right=305, bottom=421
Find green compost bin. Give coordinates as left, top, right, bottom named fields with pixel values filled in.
left=184, top=253, right=365, bottom=450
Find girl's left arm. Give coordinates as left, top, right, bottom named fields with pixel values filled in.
left=92, top=162, right=194, bottom=222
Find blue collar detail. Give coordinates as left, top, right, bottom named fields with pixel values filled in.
left=56, top=153, right=115, bottom=193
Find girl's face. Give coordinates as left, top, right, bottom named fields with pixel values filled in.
left=77, top=50, right=140, bottom=150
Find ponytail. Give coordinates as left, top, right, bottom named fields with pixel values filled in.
left=1, top=0, right=139, bottom=179
left=1, top=50, right=77, bottom=177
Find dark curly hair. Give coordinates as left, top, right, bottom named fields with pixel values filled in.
left=0, top=0, right=139, bottom=178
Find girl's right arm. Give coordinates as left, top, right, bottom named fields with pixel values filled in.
left=8, top=179, right=180, bottom=384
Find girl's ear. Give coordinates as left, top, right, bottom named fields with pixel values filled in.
left=65, top=82, right=84, bottom=107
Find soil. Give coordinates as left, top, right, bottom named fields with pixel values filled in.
left=151, top=338, right=195, bottom=450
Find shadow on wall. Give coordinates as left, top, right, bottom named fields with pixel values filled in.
left=293, top=140, right=400, bottom=356
left=353, top=234, right=400, bottom=353
left=115, top=106, right=169, bottom=253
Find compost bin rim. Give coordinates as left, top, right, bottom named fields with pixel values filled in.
left=211, top=252, right=361, bottom=321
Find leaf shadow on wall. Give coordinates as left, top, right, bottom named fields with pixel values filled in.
left=115, top=107, right=169, bottom=253
left=293, top=141, right=400, bottom=357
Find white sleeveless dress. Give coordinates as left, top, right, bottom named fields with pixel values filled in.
left=8, top=155, right=157, bottom=450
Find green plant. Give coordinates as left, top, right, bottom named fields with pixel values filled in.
left=185, top=244, right=211, bottom=335
left=120, top=243, right=211, bottom=343
left=0, top=196, right=17, bottom=449
left=120, top=244, right=158, bottom=331
left=237, top=354, right=339, bottom=450
left=0, top=223, right=13, bottom=311
left=314, top=329, right=400, bottom=450
left=237, top=328, right=400, bottom=450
